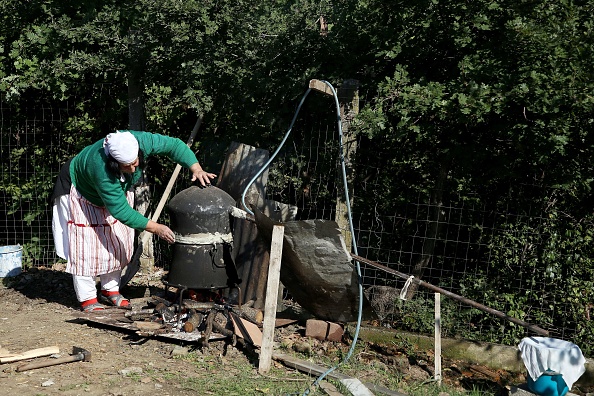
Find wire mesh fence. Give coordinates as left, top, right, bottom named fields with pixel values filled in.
left=2, top=92, right=592, bottom=355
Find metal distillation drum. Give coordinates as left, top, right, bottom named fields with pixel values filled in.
left=166, top=185, right=237, bottom=290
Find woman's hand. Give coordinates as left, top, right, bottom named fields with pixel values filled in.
left=189, top=163, right=217, bottom=187
left=146, top=220, right=176, bottom=244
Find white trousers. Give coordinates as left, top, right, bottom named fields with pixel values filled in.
left=72, top=270, right=122, bottom=303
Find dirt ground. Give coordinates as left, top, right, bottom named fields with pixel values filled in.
left=0, top=265, right=540, bottom=396
left=0, top=265, right=274, bottom=396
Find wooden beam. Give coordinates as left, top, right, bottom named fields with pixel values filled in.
left=258, top=224, right=284, bottom=374
left=309, top=79, right=334, bottom=96
left=272, top=353, right=407, bottom=396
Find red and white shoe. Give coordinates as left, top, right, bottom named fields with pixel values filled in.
left=81, top=298, right=105, bottom=312
left=100, top=290, right=130, bottom=308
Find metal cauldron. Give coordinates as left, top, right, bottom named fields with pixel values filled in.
left=166, top=185, right=238, bottom=290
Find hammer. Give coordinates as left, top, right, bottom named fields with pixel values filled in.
left=16, top=346, right=91, bottom=372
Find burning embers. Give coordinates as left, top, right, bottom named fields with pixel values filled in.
left=123, top=288, right=261, bottom=347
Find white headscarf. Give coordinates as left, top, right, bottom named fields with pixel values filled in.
left=103, top=131, right=139, bottom=164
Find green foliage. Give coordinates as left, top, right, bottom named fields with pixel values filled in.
left=21, top=237, right=42, bottom=268
left=3, top=0, right=594, bottom=357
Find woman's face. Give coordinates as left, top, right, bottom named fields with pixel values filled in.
left=118, top=157, right=140, bottom=174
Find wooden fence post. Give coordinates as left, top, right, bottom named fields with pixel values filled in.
left=335, top=79, right=360, bottom=252
left=258, top=224, right=284, bottom=374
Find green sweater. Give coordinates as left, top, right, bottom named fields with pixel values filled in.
left=69, top=130, right=198, bottom=230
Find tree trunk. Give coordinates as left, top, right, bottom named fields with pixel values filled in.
left=128, top=72, right=154, bottom=273
left=404, top=160, right=448, bottom=300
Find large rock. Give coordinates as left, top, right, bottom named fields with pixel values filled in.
left=253, top=208, right=371, bottom=322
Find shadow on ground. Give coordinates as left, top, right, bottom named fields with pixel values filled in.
left=0, top=266, right=155, bottom=309
left=1, top=266, right=78, bottom=308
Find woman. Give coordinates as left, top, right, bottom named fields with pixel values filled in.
left=51, top=130, right=216, bottom=312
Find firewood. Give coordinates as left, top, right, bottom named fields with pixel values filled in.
left=183, top=309, right=204, bottom=333
left=237, top=305, right=263, bottom=324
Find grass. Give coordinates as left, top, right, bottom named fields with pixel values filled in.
left=158, top=341, right=502, bottom=396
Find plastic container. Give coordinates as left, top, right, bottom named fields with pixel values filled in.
left=0, top=245, right=23, bottom=277
left=527, top=371, right=569, bottom=396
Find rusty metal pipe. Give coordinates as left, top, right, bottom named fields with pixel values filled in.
left=351, top=254, right=549, bottom=336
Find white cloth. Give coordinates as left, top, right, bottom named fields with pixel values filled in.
left=103, top=131, right=138, bottom=164
left=52, top=195, right=70, bottom=260
left=518, top=336, right=586, bottom=390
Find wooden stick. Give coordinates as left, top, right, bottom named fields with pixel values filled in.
left=258, top=225, right=284, bottom=374
left=121, top=115, right=204, bottom=286
left=351, top=254, right=549, bottom=336
left=434, top=293, right=442, bottom=385
left=141, top=114, right=204, bottom=246
left=0, top=346, right=60, bottom=364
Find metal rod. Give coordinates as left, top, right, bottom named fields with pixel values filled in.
left=351, top=254, right=549, bottom=336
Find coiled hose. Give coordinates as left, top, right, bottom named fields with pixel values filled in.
left=240, top=80, right=363, bottom=395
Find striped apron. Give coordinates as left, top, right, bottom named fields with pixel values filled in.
left=65, top=185, right=135, bottom=277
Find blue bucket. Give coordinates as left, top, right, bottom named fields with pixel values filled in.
left=0, top=245, right=23, bottom=278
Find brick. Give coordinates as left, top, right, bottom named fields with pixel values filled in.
left=305, top=319, right=344, bottom=342
left=305, top=319, right=327, bottom=341
left=326, top=322, right=344, bottom=342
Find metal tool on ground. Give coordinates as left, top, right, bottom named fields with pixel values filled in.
left=121, top=114, right=204, bottom=287
left=15, top=346, right=91, bottom=372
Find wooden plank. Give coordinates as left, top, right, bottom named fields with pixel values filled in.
left=0, top=346, right=60, bottom=364
left=252, top=247, right=270, bottom=311
left=309, top=79, right=333, bottom=96
left=229, top=312, right=263, bottom=347
left=435, top=292, right=442, bottom=385
left=217, top=141, right=269, bottom=206
left=334, top=79, right=360, bottom=252
left=258, top=225, right=284, bottom=374
left=233, top=218, right=261, bottom=303
left=272, top=353, right=407, bottom=396
left=262, top=199, right=296, bottom=312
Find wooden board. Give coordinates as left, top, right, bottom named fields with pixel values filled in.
left=216, top=141, right=269, bottom=206
left=72, top=311, right=225, bottom=343
left=0, top=346, right=60, bottom=364
left=272, top=353, right=407, bottom=396
left=229, top=312, right=263, bottom=348
left=259, top=225, right=284, bottom=374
